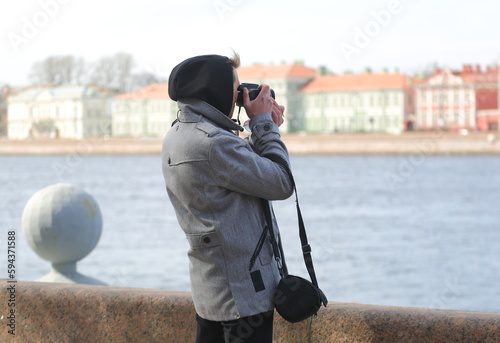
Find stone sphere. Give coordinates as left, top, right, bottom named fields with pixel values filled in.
left=22, top=183, right=102, bottom=264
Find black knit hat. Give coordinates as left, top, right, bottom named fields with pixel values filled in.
left=168, top=55, right=234, bottom=116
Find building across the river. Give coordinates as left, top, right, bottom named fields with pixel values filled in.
left=415, top=65, right=499, bottom=131
left=7, top=84, right=111, bottom=139
left=5, top=62, right=499, bottom=139
left=299, top=72, right=415, bottom=134
left=112, top=83, right=176, bottom=138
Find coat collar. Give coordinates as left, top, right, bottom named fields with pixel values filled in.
left=178, top=98, right=243, bottom=132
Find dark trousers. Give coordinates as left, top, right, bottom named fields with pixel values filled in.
left=195, top=311, right=274, bottom=343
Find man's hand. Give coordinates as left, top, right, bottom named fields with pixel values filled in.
left=243, top=85, right=274, bottom=119
left=271, top=100, right=285, bottom=127
left=243, top=84, right=285, bottom=126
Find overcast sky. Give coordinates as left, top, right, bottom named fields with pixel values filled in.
left=1, top=0, right=499, bottom=86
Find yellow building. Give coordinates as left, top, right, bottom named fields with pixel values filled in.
left=300, top=73, right=414, bottom=134
left=7, top=85, right=111, bottom=139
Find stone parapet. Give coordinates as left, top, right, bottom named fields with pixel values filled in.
left=308, top=302, right=500, bottom=343
left=1, top=281, right=194, bottom=342
left=1, top=280, right=499, bottom=342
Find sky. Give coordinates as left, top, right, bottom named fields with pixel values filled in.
left=1, top=0, right=499, bottom=86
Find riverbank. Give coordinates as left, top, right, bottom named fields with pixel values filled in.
left=0, top=132, right=498, bottom=155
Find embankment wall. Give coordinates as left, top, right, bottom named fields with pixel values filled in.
left=1, top=280, right=499, bottom=342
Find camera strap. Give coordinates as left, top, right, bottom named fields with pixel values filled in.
left=253, top=154, right=322, bottom=289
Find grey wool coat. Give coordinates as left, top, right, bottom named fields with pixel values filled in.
left=162, top=98, right=294, bottom=321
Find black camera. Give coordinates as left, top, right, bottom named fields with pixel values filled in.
left=236, top=83, right=275, bottom=107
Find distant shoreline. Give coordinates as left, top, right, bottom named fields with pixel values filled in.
left=0, top=132, right=499, bottom=155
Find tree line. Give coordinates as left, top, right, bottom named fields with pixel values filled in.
left=28, top=52, right=166, bottom=93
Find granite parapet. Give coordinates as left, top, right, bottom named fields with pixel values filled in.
left=1, top=280, right=499, bottom=342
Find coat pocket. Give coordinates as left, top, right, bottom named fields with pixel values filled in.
left=186, top=231, right=221, bottom=250
left=249, top=225, right=274, bottom=269
left=259, top=236, right=274, bottom=266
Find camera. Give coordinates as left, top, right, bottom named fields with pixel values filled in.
left=236, top=83, right=275, bottom=107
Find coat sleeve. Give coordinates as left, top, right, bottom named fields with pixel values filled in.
left=207, top=113, right=294, bottom=200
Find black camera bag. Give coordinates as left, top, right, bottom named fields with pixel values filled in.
left=273, top=274, right=327, bottom=323
left=256, top=158, right=327, bottom=323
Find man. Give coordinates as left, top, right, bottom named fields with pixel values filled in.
left=162, top=53, right=293, bottom=343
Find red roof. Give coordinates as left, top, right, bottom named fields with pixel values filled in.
left=458, top=68, right=498, bottom=84
left=237, top=63, right=317, bottom=79
left=418, top=65, right=498, bottom=110
left=301, top=73, right=409, bottom=93
left=114, top=83, right=168, bottom=100
left=421, top=65, right=499, bottom=85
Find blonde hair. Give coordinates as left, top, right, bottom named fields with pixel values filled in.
left=227, top=50, right=240, bottom=69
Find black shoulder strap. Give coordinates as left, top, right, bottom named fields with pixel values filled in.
left=260, top=199, right=287, bottom=278
left=258, top=154, right=322, bottom=289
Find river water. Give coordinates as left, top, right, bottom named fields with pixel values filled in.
left=1, top=154, right=499, bottom=313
